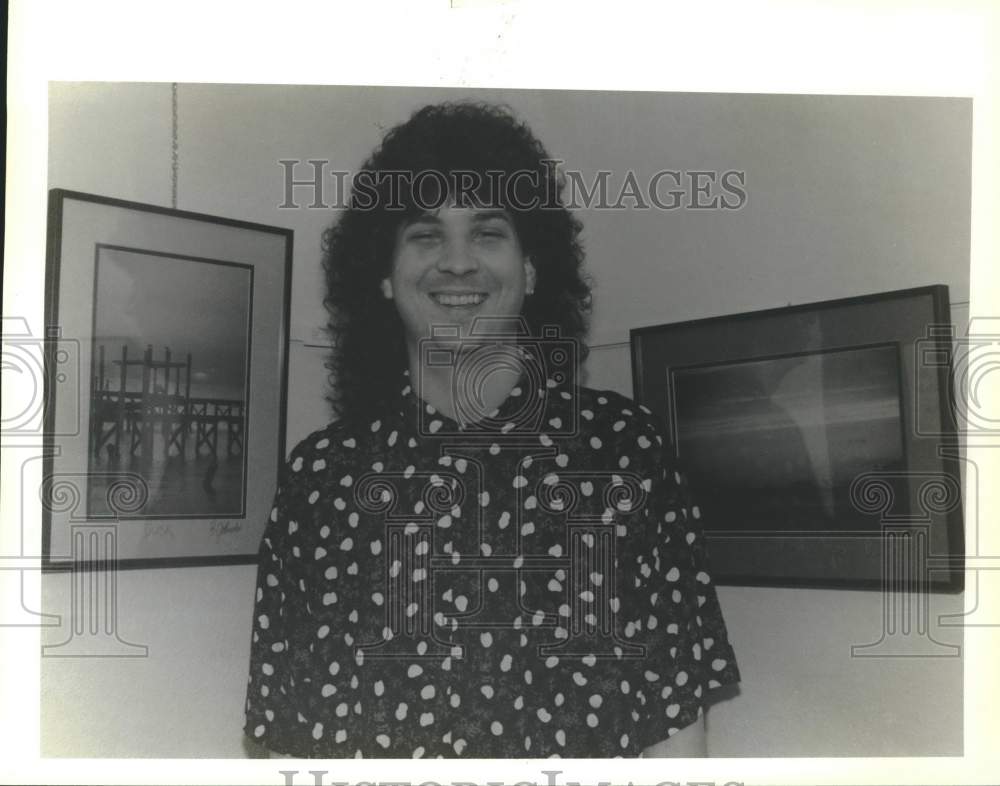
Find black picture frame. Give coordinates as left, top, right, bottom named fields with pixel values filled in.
left=42, top=189, right=293, bottom=569
left=630, top=285, right=964, bottom=591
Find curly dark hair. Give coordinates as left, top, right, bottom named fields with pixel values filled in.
left=321, top=100, right=592, bottom=426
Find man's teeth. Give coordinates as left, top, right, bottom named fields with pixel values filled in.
left=432, top=293, right=487, bottom=306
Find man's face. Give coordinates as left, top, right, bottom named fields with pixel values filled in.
left=381, top=204, right=536, bottom=353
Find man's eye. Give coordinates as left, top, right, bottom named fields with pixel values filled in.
left=409, top=231, right=439, bottom=242
left=475, top=228, right=506, bottom=239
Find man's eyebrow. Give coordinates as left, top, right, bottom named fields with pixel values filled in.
left=402, top=213, right=442, bottom=227
left=470, top=209, right=512, bottom=223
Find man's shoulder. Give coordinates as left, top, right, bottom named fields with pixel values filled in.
left=573, top=385, right=665, bottom=434
left=284, top=419, right=368, bottom=470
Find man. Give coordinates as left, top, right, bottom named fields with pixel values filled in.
left=244, top=101, right=739, bottom=758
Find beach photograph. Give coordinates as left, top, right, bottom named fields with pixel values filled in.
left=87, top=245, right=253, bottom=518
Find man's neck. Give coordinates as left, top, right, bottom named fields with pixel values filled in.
left=407, top=344, right=524, bottom=424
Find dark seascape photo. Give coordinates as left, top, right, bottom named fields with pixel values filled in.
left=87, top=246, right=253, bottom=518
left=672, top=344, right=906, bottom=533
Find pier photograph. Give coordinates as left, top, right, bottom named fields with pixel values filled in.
left=87, top=244, right=253, bottom=518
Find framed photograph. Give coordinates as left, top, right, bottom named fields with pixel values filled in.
left=631, top=285, right=964, bottom=590
left=42, top=189, right=292, bottom=568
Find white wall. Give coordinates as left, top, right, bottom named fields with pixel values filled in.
left=41, top=83, right=969, bottom=757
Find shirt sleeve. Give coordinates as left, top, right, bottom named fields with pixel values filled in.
left=243, top=459, right=309, bottom=755
left=626, top=410, right=741, bottom=749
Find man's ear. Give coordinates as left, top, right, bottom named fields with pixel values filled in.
left=524, top=257, right=537, bottom=295
left=380, top=278, right=394, bottom=299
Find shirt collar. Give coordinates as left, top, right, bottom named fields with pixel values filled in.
left=394, top=348, right=570, bottom=437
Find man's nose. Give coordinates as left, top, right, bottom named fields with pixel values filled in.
left=435, top=238, right=479, bottom=275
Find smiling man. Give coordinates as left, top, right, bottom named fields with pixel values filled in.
left=382, top=203, right=537, bottom=424
left=244, top=101, right=740, bottom=758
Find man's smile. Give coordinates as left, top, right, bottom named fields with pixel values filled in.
left=429, top=291, right=489, bottom=307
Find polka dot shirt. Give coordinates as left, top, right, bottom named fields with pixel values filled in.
left=244, top=368, right=740, bottom=757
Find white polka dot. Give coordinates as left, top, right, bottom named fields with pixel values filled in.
left=586, top=713, right=599, bottom=728
left=312, top=722, right=324, bottom=739
left=376, top=733, right=391, bottom=748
